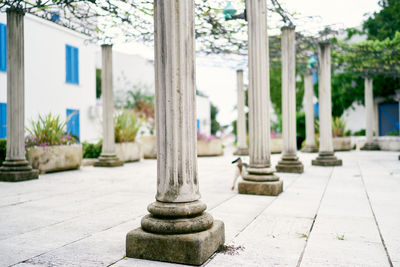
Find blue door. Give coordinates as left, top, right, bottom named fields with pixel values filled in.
left=66, top=109, right=80, bottom=141
left=0, top=103, right=6, bottom=139
left=378, top=103, right=399, bottom=136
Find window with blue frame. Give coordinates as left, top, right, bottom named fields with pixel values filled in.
left=0, top=23, right=6, bottom=72
left=66, top=109, right=80, bottom=142
left=65, top=44, right=79, bottom=84
left=0, top=103, right=6, bottom=139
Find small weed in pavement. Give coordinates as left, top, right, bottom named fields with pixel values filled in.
left=218, top=245, right=245, bottom=255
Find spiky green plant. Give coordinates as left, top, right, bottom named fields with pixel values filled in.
left=114, top=110, right=142, bottom=143
left=332, top=117, right=351, bottom=137
left=25, top=113, right=76, bottom=147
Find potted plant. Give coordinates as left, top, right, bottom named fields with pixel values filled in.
left=270, top=130, right=283, bottom=154
left=197, top=133, right=224, bottom=157
left=114, top=110, right=142, bottom=162
left=25, top=114, right=82, bottom=174
left=331, top=117, right=352, bottom=151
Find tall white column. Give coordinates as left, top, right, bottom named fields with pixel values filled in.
left=0, top=9, right=38, bottom=182
left=126, top=1, right=224, bottom=265
left=276, top=26, right=303, bottom=173
left=94, top=45, right=123, bottom=167
left=234, top=69, right=248, bottom=155
left=238, top=0, right=282, bottom=196
left=361, top=77, right=379, bottom=150
left=312, top=42, right=342, bottom=166
left=301, top=74, right=318, bottom=152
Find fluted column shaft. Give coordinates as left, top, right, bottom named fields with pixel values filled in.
left=236, top=69, right=248, bottom=151
left=304, top=74, right=316, bottom=147
left=6, top=9, right=25, bottom=161
left=154, top=0, right=199, bottom=203
left=365, top=77, right=374, bottom=143
left=101, top=45, right=116, bottom=155
left=247, top=0, right=271, bottom=168
left=318, top=42, right=334, bottom=153
left=281, top=27, right=297, bottom=156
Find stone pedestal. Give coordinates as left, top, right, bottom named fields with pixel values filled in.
left=301, top=74, right=318, bottom=153
left=361, top=77, right=379, bottom=150
left=125, top=1, right=224, bottom=265
left=238, top=0, right=282, bottom=196
left=0, top=9, right=39, bottom=182
left=94, top=45, right=123, bottom=168
left=276, top=27, right=303, bottom=173
left=312, top=42, right=342, bottom=167
left=234, top=69, right=248, bottom=156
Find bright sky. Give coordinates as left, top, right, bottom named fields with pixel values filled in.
left=115, top=0, right=381, bottom=127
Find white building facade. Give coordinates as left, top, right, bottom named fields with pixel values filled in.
left=0, top=13, right=100, bottom=142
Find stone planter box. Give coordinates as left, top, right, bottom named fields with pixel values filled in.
left=333, top=137, right=352, bottom=151
left=197, top=139, right=223, bottom=157
left=377, top=136, right=400, bottom=151
left=140, top=136, right=157, bottom=159
left=271, top=138, right=283, bottom=154
left=26, top=144, right=82, bottom=174
left=115, top=142, right=142, bottom=162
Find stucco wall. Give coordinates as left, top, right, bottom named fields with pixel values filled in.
left=0, top=13, right=100, bottom=142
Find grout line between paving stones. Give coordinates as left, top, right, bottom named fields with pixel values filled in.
left=203, top=171, right=305, bottom=266
left=296, top=167, right=335, bottom=267
left=11, top=213, right=146, bottom=267
left=357, top=161, right=394, bottom=267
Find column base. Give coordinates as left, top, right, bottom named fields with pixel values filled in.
left=312, top=152, right=342, bottom=167
left=93, top=154, right=123, bottom=167
left=238, top=166, right=283, bottom=196
left=301, top=145, right=318, bottom=153
left=0, top=160, right=39, bottom=182
left=276, top=155, right=304, bottom=173
left=233, top=147, right=249, bottom=156
left=126, top=220, right=224, bottom=266
left=360, top=142, right=380, bottom=151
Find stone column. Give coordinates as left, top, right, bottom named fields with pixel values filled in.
left=312, top=42, right=342, bottom=166
left=361, top=77, right=379, bottom=150
left=94, top=45, right=123, bottom=167
left=234, top=69, right=249, bottom=155
left=126, top=1, right=224, bottom=265
left=238, top=0, right=283, bottom=196
left=0, top=9, right=39, bottom=182
left=276, top=26, right=304, bottom=173
left=301, top=74, right=318, bottom=153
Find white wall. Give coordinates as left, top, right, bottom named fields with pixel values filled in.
left=0, top=13, right=100, bottom=142
left=96, top=50, right=155, bottom=95
left=342, top=102, right=366, bottom=133
left=196, top=95, right=211, bottom=136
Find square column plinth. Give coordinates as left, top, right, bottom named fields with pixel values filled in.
left=312, top=152, right=342, bottom=166
left=238, top=180, right=283, bottom=196
left=126, top=220, right=225, bottom=266
left=276, top=156, right=304, bottom=174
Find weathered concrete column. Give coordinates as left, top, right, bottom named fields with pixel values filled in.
left=312, top=42, right=342, bottom=166
left=234, top=69, right=249, bottom=155
left=301, top=74, right=318, bottom=152
left=126, top=1, right=224, bottom=265
left=0, top=9, right=38, bottom=182
left=94, top=45, right=123, bottom=167
left=361, top=77, right=379, bottom=150
left=276, top=26, right=304, bottom=173
left=238, top=0, right=283, bottom=196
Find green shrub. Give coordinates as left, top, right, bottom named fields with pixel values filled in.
left=0, top=139, right=6, bottom=166
left=82, top=141, right=102, bottom=159
left=114, top=110, right=142, bottom=143
left=353, top=129, right=366, bottom=136
left=25, top=113, right=77, bottom=148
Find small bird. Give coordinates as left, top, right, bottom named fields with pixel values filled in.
left=231, top=157, right=248, bottom=190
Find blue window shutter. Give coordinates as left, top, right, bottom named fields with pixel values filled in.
left=0, top=24, right=6, bottom=72
left=0, top=103, right=6, bottom=139
left=74, top=47, right=79, bottom=84
left=66, top=109, right=80, bottom=142
left=66, top=45, right=72, bottom=83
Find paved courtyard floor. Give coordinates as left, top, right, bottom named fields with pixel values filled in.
left=0, top=149, right=399, bottom=266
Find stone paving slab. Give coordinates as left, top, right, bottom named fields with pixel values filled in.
left=0, top=150, right=399, bottom=266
